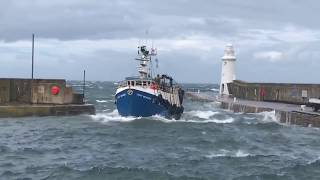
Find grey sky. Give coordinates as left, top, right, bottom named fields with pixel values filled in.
left=0, top=0, right=320, bottom=83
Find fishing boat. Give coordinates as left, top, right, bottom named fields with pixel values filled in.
left=115, top=45, right=184, bottom=119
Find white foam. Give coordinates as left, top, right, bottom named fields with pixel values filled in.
left=151, top=115, right=234, bottom=124
left=187, top=110, right=219, bottom=119
left=243, top=116, right=256, bottom=120
left=90, top=110, right=139, bottom=123
left=245, top=111, right=279, bottom=124
left=307, top=156, right=320, bottom=165
left=260, top=111, right=277, bottom=122
left=206, top=149, right=229, bottom=158
left=202, top=101, right=221, bottom=109
left=208, top=118, right=234, bottom=124
left=235, top=150, right=250, bottom=157
left=210, top=88, right=220, bottom=92
left=206, top=149, right=250, bottom=158
left=256, top=111, right=279, bottom=123
left=96, top=100, right=108, bottom=103
left=91, top=109, right=234, bottom=124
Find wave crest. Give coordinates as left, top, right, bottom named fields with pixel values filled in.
left=91, top=110, right=139, bottom=123
left=206, top=149, right=250, bottom=158
left=259, top=111, right=277, bottom=122
left=96, top=100, right=108, bottom=103
left=91, top=109, right=234, bottom=124
left=186, top=110, right=219, bottom=119
left=151, top=115, right=234, bottom=124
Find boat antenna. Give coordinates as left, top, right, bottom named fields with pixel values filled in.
left=155, top=57, right=159, bottom=69
left=145, top=29, right=149, bottom=45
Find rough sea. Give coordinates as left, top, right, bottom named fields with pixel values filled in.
left=1, top=81, right=320, bottom=180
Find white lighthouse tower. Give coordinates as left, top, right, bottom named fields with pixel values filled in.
left=220, top=44, right=236, bottom=95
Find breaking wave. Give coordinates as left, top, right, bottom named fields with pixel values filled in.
left=242, top=111, right=279, bottom=125
left=90, top=109, right=280, bottom=126
left=151, top=114, right=234, bottom=124
left=205, top=149, right=250, bottom=158
left=90, top=106, right=235, bottom=125
left=90, top=110, right=234, bottom=124
left=96, top=99, right=113, bottom=103
left=186, top=110, right=219, bottom=119
left=90, top=110, right=139, bottom=123
left=259, top=111, right=277, bottom=122
left=210, top=88, right=220, bottom=92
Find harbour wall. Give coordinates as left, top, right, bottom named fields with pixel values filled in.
left=224, top=79, right=320, bottom=127
left=185, top=91, right=320, bottom=127
left=228, top=80, right=320, bottom=104
left=220, top=100, right=320, bottom=127
left=0, top=78, right=95, bottom=117
left=0, top=78, right=83, bottom=105
left=0, top=104, right=95, bottom=118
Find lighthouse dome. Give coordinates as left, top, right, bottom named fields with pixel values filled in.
left=222, top=44, right=236, bottom=60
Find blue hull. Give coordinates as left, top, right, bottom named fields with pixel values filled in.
left=115, top=89, right=169, bottom=117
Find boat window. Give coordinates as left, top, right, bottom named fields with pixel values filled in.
left=136, top=81, right=142, bottom=86
left=127, top=81, right=130, bottom=86
left=147, top=81, right=151, bottom=86
left=142, top=81, right=147, bottom=86
left=131, top=81, right=134, bottom=86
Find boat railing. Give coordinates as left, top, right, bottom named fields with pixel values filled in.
left=117, top=80, right=181, bottom=93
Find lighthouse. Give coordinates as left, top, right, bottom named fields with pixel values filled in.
left=220, top=44, right=236, bottom=95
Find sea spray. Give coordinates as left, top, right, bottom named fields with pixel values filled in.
left=186, top=110, right=219, bottom=119
left=91, top=110, right=139, bottom=123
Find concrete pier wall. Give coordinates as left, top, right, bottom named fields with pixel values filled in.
left=220, top=99, right=320, bottom=127
left=228, top=80, right=320, bottom=104
left=186, top=92, right=320, bottom=127
left=31, top=79, right=67, bottom=104
left=0, top=104, right=95, bottom=118
left=0, top=78, right=95, bottom=117
left=276, top=111, right=320, bottom=127
left=10, top=79, right=33, bottom=103
left=220, top=101, right=273, bottom=113
left=0, top=80, right=10, bottom=103
left=0, top=78, right=83, bottom=105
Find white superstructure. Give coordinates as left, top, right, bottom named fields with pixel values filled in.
left=136, top=46, right=157, bottom=79
left=220, top=44, right=236, bottom=95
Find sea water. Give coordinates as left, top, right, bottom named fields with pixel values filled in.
left=0, top=82, right=320, bottom=180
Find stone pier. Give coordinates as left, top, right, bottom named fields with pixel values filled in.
left=186, top=91, right=320, bottom=127
left=0, top=78, right=95, bottom=118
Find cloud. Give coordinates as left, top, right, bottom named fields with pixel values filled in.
left=253, top=51, right=284, bottom=62
left=1, top=0, right=320, bottom=83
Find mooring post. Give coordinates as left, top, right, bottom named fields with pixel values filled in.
left=83, top=70, right=86, bottom=101
left=31, top=34, right=35, bottom=79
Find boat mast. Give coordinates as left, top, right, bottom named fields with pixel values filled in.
left=136, top=46, right=150, bottom=79
left=135, top=31, right=158, bottom=79
left=136, top=45, right=157, bottom=79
